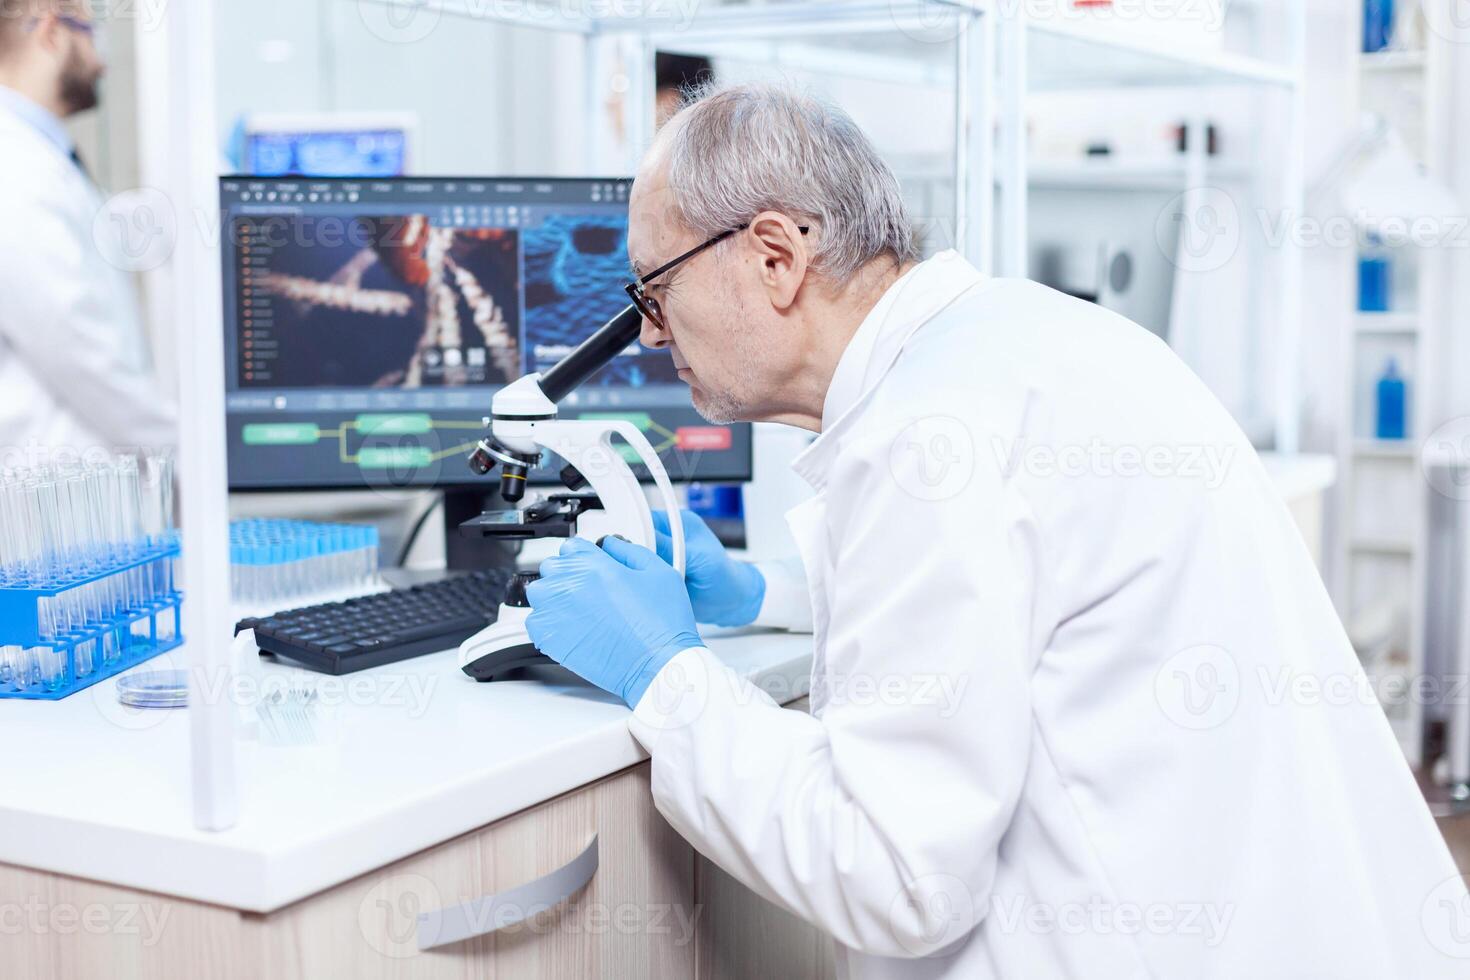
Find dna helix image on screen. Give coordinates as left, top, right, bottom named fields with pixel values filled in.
left=522, top=214, right=679, bottom=389
left=238, top=214, right=522, bottom=389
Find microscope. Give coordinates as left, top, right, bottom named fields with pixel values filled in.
left=456, top=304, right=686, bottom=681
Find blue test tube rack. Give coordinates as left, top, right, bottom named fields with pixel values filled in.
left=0, top=536, right=183, bottom=701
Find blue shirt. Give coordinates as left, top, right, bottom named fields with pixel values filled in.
left=0, top=84, right=74, bottom=158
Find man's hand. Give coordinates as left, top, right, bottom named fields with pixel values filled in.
left=525, top=536, right=703, bottom=708
left=653, top=509, right=766, bottom=627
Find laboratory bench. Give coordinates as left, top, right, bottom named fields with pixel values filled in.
left=0, top=452, right=1333, bottom=977
left=0, top=627, right=831, bottom=979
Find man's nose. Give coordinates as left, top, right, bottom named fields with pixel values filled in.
left=640, top=314, right=670, bottom=350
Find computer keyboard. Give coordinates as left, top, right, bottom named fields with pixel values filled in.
left=236, top=568, right=514, bottom=675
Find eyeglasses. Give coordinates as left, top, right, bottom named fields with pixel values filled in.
left=56, top=14, right=95, bottom=36
left=29, top=14, right=96, bottom=37
left=624, top=223, right=809, bottom=332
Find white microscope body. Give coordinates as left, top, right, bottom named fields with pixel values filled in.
left=456, top=305, right=685, bottom=680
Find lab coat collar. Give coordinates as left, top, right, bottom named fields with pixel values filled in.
left=792, top=250, right=984, bottom=491
left=0, top=84, right=73, bottom=159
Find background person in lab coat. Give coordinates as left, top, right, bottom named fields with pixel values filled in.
left=0, top=0, right=175, bottom=465
left=523, top=83, right=1470, bottom=976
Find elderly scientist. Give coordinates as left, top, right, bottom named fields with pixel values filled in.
left=525, top=84, right=1466, bottom=977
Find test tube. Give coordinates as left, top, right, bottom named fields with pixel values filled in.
left=140, top=453, right=174, bottom=597
left=72, top=467, right=115, bottom=664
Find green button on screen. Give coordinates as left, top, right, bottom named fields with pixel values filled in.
left=242, top=423, right=319, bottom=446
left=356, top=414, right=433, bottom=435
left=357, top=446, right=433, bottom=469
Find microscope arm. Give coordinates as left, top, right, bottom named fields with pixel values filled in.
left=468, top=303, right=685, bottom=574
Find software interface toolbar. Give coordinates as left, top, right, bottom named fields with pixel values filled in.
left=219, top=177, right=751, bottom=490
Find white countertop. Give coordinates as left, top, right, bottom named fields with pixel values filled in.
left=0, top=629, right=812, bottom=913
left=1, top=452, right=1329, bottom=914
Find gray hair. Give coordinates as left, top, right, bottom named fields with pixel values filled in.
left=661, top=82, right=918, bottom=284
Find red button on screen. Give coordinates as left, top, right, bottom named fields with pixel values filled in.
left=676, top=426, right=733, bottom=451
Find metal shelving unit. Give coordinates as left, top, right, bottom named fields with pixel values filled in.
left=147, top=0, right=1306, bottom=828
left=632, top=0, right=1305, bottom=449
left=1331, top=19, right=1457, bottom=766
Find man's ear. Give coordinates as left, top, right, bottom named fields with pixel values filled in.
left=746, top=211, right=808, bottom=312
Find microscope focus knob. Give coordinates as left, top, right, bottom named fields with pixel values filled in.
left=505, top=571, right=540, bottom=608
left=559, top=463, right=589, bottom=491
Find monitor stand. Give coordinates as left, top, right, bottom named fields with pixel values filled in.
left=443, top=488, right=520, bottom=573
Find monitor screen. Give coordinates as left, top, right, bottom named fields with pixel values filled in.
left=243, top=130, right=409, bottom=178
left=218, top=176, right=752, bottom=491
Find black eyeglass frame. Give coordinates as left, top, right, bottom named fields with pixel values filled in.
left=624, top=222, right=809, bottom=330
left=28, top=13, right=95, bottom=36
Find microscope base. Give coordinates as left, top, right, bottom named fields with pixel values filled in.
left=457, top=604, right=555, bottom=681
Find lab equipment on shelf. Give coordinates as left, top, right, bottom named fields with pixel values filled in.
left=236, top=567, right=511, bottom=674
left=229, top=519, right=380, bottom=606
left=1363, top=0, right=1394, bottom=52
left=1375, top=358, right=1407, bottom=440
left=0, top=454, right=183, bottom=700
left=1358, top=243, right=1391, bottom=312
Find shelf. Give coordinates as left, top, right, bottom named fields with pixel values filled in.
left=651, top=5, right=1300, bottom=92
left=1354, top=312, right=1417, bottom=334
left=1026, top=18, right=1298, bottom=91
left=662, top=34, right=952, bottom=88
left=542, top=0, right=984, bottom=40
left=380, top=0, right=1300, bottom=92
left=1029, top=158, right=1250, bottom=190
left=1360, top=49, right=1426, bottom=73
left=1352, top=537, right=1414, bottom=555
left=1354, top=439, right=1414, bottom=459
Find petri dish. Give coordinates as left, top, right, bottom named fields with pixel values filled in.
left=117, top=669, right=189, bottom=709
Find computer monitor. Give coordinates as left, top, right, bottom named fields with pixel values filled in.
left=217, top=176, right=752, bottom=516
left=239, top=113, right=417, bottom=178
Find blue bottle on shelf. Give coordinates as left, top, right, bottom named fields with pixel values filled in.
left=1375, top=358, right=1407, bottom=440
left=1358, top=242, right=1391, bottom=312
left=1364, top=0, right=1394, bottom=53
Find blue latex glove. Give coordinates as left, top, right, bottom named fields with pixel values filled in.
left=652, top=509, right=766, bottom=628
left=525, top=536, right=703, bottom=708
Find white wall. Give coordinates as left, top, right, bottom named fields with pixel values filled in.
left=215, top=0, right=588, bottom=175
left=1294, top=0, right=1363, bottom=606
left=1441, top=29, right=1470, bottom=425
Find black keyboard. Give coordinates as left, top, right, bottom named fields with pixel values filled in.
left=236, top=568, right=513, bottom=675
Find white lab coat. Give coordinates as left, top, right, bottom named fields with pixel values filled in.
left=629, top=251, right=1468, bottom=978
left=0, top=98, right=175, bottom=463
